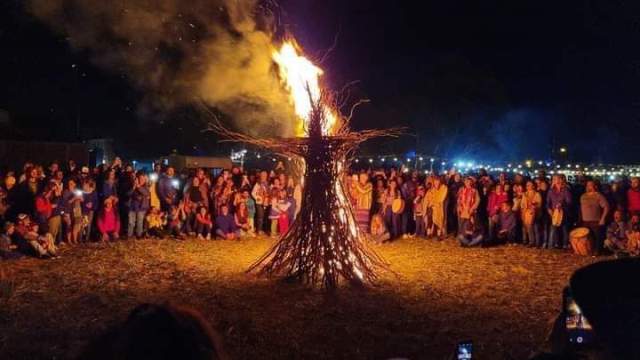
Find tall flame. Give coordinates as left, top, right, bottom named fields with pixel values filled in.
left=273, top=41, right=337, bottom=136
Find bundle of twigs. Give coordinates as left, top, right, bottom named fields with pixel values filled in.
left=204, top=91, right=401, bottom=289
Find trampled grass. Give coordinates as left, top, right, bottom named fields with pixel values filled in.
left=0, top=236, right=601, bottom=359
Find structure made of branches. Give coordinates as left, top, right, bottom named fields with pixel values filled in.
left=205, top=93, right=402, bottom=289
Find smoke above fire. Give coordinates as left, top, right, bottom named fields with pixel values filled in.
left=28, top=0, right=298, bottom=136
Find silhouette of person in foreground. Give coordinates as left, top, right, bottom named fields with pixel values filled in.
left=81, top=303, right=228, bottom=360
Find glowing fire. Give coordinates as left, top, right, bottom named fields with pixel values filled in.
left=273, top=41, right=337, bottom=136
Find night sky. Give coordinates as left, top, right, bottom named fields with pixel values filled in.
left=2, top=1, right=640, bottom=162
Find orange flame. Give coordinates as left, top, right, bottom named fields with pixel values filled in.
left=272, top=41, right=337, bottom=136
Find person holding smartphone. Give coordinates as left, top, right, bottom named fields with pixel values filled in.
left=127, top=172, right=151, bottom=239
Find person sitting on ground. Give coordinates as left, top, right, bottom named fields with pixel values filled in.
left=604, top=210, right=628, bottom=254
left=457, top=217, right=484, bottom=247
left=215, top=204, right=238, bottom=240
left=182, top=201, right=197, bottom=236
left=168, top=204, right=185, bottom=240
left=0, top=222, right=22, bottom=260
left=234, top=201, right=252, bottom=237
left=370, top=213, right=390, bottom=243
left=146, top=207, right=166, bottom=239
left=497, top=201, right=517, bottom=244
left=195, top=206, right=213, bottom=240
left=626, top=213, right=640, bottom=256
left=15, top=214, right=58, bottom=259
left=97, top=198, right=120, bottom=242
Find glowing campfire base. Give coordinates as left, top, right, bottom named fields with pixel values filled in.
left=248, top=137, right=382, bottom=288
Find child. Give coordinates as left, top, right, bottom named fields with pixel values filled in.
left=183, top=202, right=196, bottom=236
left=97, top=198, right=120, bottom=242
left=234, top=201, right=251, bottom=237
left=413, top=185, right=426, bottom=238
left=370, top=213, right=390, bottom=243
left=268, top=193, right=281, bottom=237
left=243, top=190, right=256, bottom=235
left=168, top=204, right=185, bottom=240
left=146, top=207, right=166, bottom=239
left=82, top=180, right=98, bottom=242
left=276, top=189, right=291, bottom=235
left=195, top=206, right=213, bottom=240
left=0, top=222, right=22, bottom=260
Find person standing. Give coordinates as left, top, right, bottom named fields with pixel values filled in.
left=580, top=180, right=609, bottom=255
left=486, top=184, right=509, bottom=243
left=627, top=177, right=640, bottom=215
left=127, top=173, right=150, bottom=239
left=251, top=171, right=270, bottom=236
left=457, top=177, right=480, bottom=239
left=82, top=180, right=98, bottom=242
left=353, top=172, right=373, bottom=234
left=546, top=175, right=572, bottom=249
left=521, top=181, right=542, bottom=247
left=383, top=179, right=403, bottom=239
left=425, top=176, right=448, bottom=239
left=158, top=167, right=178, bottom=213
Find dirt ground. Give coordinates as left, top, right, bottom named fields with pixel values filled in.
left=0, top=236, right=602, bottom=359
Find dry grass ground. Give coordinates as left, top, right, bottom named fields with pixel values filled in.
left=0, top=236, right=602, bottom=359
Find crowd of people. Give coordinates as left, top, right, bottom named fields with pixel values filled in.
left=347, top=167, right=639, bottom=256
left=0, top=158, right=303, bottom=259
left=1, top=156, right=639, bottom=260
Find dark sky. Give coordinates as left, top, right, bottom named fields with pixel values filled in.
left=2, top=1, right=640, bottom=162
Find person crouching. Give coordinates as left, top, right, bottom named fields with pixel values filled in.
left=497, top=201, right=517, bottom=244
left=215, top=204, right=238, bottom=240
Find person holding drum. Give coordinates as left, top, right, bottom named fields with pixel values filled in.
left=579, top=180, right=610, bottom=255
left=546, top=175, right=572, bottom=249
left=383, top=179, right=403, bottom=239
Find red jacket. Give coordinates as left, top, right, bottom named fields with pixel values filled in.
left=487, top=192, right=509, bottom=217
left=628, top=188, right=640, bottom=213
left=35, top=196, right=52, bottom=219
left=97, top=208, right=120, bottom=234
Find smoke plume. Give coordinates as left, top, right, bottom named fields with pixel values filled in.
left=28, top=0, right=297, bottom=136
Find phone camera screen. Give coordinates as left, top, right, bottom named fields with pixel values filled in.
left=565, top=291, right=593, bottom=345
left=457, top=342, right=472, bottom=360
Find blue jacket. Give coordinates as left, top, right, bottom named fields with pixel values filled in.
left=82, top=191, right=98, bottom=214
left=128, top=186, right=151, bottom=212
left=216, top=214, right=236, bottom=234
left=102, top=181, right=118, bottom=199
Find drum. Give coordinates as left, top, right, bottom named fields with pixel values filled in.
left=551, top=208, right=564, bottom=226
left=570, top=227, right=593, bottom=256
left=391, top=198, right=405, bottom=214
